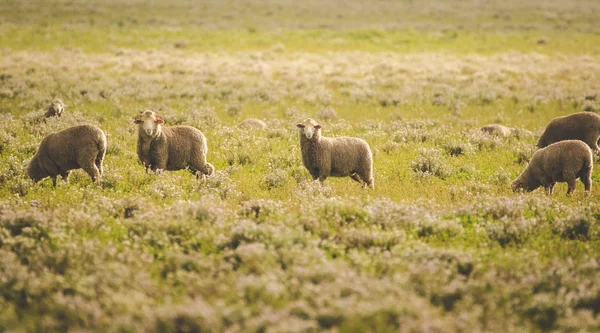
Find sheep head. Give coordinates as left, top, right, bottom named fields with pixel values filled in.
left=46, top=99, right=65, bottom=117
left=296, top=118, right=322, bottom=140
left=27, top=157, right=46, bottom=183
left=511, top=172, right=540, bottom=193
left=134, top=110, right=164, bottom=137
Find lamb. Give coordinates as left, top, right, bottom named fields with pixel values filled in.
left=239, top=118, right=267, bottom=129
left=134, top=110, right=214, bottom=177
left=511, top=140, right=592, bottom=196
left=537, top=112, right=600, bottom=152
left=480, top=124, right=533, bottom=138
left=27, top=124, right=106, bottom=186
left=44, top=99, right=65, bottom=118
left=297, top=118, right=374, bottom=188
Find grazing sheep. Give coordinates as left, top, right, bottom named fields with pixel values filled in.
left=134, top=110, right=214, bottom=177
left=511, top=140, right=592, bottom=196
left=239, top=118, right=267, bottom=129
left=27, top=124, right=106, bottom=186
left=297, top=118, right=374, bottom=188
left=480, top=124, right=533, bottom=138
left=480, top=124, right=512, bottom=137
left=44, top=99, right=65, bottom=118
left=537, top=112, right=600, bottom=152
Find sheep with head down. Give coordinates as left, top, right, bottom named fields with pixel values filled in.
left=27, top=124, right=106, bottom=186
left=480, top=124, right=533, bottom=139
left=297, top=118, right=374, bottom=188
left=239, top=118, right=267, bottom=129
left=511, top=140, right=592, bottom=196
left=134, top=110, right=214, bottom=177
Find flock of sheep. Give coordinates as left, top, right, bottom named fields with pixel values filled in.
left=26, top=99, right=600, bottom=196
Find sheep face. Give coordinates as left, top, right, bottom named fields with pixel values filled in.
left=296, top=118, right=322, bottom=140
left=134, top=110, right=164, bottom=137
left=50, top=99, right=65, bottom=117
left=27, top=157, right=46, bottom=183
left=511, top=176, right=540, bottom=193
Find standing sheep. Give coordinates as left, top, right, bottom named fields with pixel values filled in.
left=297, top=118, right=374, bottom=188
left=27, top=124, right=106, bottom=186
left=44, top=99, right=65, bottom=118
left=537, top=112, right=600, bottom=152
left=511, top=140, right=592, bottom=196
left=134, top=110, right=214, bottom=177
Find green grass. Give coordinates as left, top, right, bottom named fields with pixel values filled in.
left=2, top=27, right=600, bottom=54
left=2, top=0, right=600, bottom=332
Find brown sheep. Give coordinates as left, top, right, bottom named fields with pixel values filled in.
left=27, top=124, right=107, bottom=186
left=44, top=99, right=65, bottom=118
left=297, top=118, right=374, bottom=188
left=537, top=112, right=600, bottom=152
left=511, top=140, right=592, bottom=196
left=134, top=110, right=214, bottom=177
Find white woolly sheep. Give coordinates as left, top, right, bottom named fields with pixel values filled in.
left=44, top=99, right=65, bottom=118
left=297, top=118, right=374, bottom=188
left=27, top=124, right=106, bottom=186
left=134, top=110, right=214, bottom=177
left=537, top=112, right=600, bottom=152
left=239, top=118, right=267, bottom=129
left=511, top=140, right=592, bottom=196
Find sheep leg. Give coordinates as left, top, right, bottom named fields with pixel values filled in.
left=309, top=168, right=320, bottom=181
left=95, top=148, right=106, bottom=175
left=51, top=175, right=58, bottom=187
left=152, top=159, right=168, bottom=174
left=81, top=161, right=101, bottom=185
left=60, top=171, right=71, bottom=184
left=585, top=134, right=600, bottom=152
left=581, top=171, right=592, bottom=196
left=544, top=183, right=554, bottom=195
left=566, top=178, right=577, bottom=196
left=318, top=169, right=330, bottom=184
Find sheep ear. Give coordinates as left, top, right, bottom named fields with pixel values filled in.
left=155, top=115, right=165, bottom=125
left=296, top=123, right=304, bottom=128
left=315, top=124, right=322, bottom=129
left=133, top=116, right=142, bottom=124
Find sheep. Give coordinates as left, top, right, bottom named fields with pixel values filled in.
left=511, top=140, right=592, bottom=196
left=44, top=99, right=65, bottom=118
left=239, top=118, right=267, bottom=129
left=480, top=124, right=533, bottom=138
left=480, top=124, right=512, bottom=137
left=537, top=112, right=600, bottom=152
left=27, top=124, right=106, bottom=186
left=297, top=118, right=374, bottom=188
left=134, top=110, right=214, bottom=177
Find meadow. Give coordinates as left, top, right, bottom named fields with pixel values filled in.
left=1, top=0, right=600, bottom=331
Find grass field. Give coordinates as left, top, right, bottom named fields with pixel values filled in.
left=1, top=0, right=600, bottom=332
